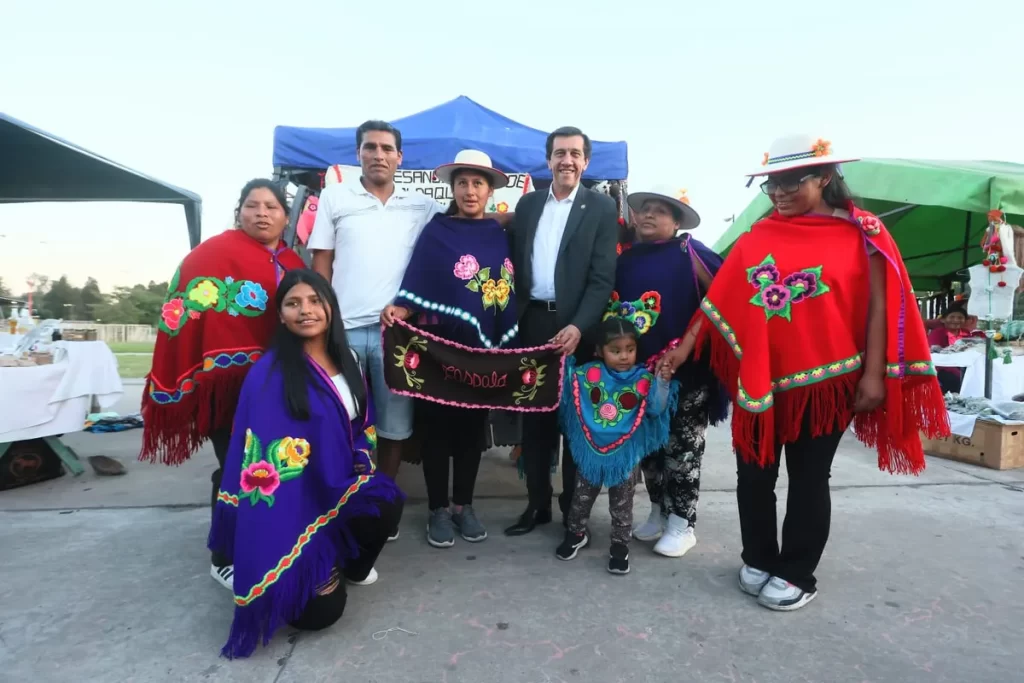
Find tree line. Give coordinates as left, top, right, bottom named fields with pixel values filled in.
left=0, top=274, right=168, bottom=326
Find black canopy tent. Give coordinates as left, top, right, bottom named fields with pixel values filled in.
left=0, top=113, right=202, bottom=248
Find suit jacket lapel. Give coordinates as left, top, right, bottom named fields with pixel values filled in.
left=557, top=188, right=587, bottom=258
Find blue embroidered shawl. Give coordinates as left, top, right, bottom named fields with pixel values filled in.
left=608, top=236, right=730, bottom=424
left=560, top=359, right=679, bottom=488
left=396, top=214, right=518, bottom=349
left=207, top=351, right=403, bottom=659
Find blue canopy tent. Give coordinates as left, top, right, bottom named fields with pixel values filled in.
left=272, top=95, right=629, bottom=181
left=0, top=113, right=203, bottom=248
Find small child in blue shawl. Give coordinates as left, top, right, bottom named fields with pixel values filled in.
left=557, top=318, right=678, bottom=574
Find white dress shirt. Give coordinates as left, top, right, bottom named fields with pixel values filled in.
left=529, top=184, right=580, bottom=300
left=307, top=182, right=443, bottom=329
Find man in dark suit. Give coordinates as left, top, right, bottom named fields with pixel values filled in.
left=504, top=126, right=619, bottom=536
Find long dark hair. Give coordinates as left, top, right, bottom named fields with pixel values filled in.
left=816, top=163, right=856, bottom=210
left=445, top=168, right=494, bottom=216
left=234, top=178, right=290, bottom=226
left=269, top=269, right=366, bottom=420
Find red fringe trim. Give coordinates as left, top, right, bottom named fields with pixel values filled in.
left=854, top=376, right=949, bottom=475
left=138, top=367, right=249, bottom=466
left=730, top=373, right=859, bottom=468
left=694, top=312, right=950, bottom=473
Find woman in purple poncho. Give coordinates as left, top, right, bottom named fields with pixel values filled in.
left=381, top=149, right=518, bottom=549
left=208, top=269, right=404, bottom=658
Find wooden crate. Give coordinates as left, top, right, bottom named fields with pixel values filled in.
left=62, top=328, right=97, bottom=341
left=922, top=420, right=1024, bottom=470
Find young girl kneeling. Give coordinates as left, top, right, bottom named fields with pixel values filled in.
left=557, top=318, right=678, bottom=574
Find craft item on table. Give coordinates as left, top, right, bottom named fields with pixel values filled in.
left=968, top=210, right=1024, bottom=321
left=945, top=393, right=1024, bottom=421
left=84, top=412, right=144, bottom=433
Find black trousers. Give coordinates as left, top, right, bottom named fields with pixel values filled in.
left=289, top=497, right=404, bottom=631
left=210, top=427, right=233, bottom=567
left=736, top=417, right=847, bottom=593
left=519, top=304, right=576, bottom=515
left=420, top=401, right=488, bottom=510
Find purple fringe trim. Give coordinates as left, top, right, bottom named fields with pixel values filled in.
left=215, top=477, right=402, bottom=659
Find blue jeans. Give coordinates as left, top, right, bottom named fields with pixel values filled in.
left=346, top=323, right=414, bottom=440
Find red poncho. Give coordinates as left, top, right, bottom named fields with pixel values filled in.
left=140, top=229, right=305, bottom=465
left=691, top=204, right=949, bottom=473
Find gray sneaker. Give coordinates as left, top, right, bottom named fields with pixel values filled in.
left=452, top=505, right=488, bottom=542
left=427, top=508, right=456, bottom=548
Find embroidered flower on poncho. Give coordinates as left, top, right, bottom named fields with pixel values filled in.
left=748, top=262, right=780, bottom=288
left=277, top=437, right=310, bottom=468
left=161, top=298, right=186, bottom=331
left=236, top=282, right=269, bottom=311
left=782, top=271, right=818, bottom=303
left=747, top=255, right=831, bottom=322
left=454, top=255, right=481, bottom=280
left=241, top=461, right=281, bottom=498
left=188, top=279, right=220, bottom=308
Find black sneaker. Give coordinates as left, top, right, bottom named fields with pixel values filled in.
left=555, top=530, right=589, bottom=561
left=607, top=543, right=630, bottom=575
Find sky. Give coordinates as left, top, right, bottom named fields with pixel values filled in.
left=2, top=0, right=1023, bottom=294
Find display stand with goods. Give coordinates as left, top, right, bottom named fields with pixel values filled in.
left=966, top=210, right=1024, bottom=398
left=926, top=210, right=1024, bottom=469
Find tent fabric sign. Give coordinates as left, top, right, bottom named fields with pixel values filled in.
left=382, top=320, right=564, bottom=412
left=323, top=164, right=534, bottom=213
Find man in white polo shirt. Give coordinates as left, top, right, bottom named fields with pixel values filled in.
left=308, top=121, right=442, bottom=536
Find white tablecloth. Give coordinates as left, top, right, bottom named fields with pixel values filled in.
left=0, top=332, right=24, bottom=352
left=931, top=348, right=1024, bottom=402
left=0, top=341, right=124, bottom=441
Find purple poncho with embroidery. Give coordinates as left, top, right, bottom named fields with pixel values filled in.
left=207, top=351, right=403, bottom=659
left=396, top=214, right=518, bottom=349
left=606, top=236, right=729, bottom=423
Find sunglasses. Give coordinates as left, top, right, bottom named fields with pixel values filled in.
left=760, top=173, right=818, bottom=196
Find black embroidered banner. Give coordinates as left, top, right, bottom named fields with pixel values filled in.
left=381, top=320, right=564, bottom=412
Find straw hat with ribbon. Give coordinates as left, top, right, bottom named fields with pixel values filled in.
left=434, top=149, right=509, bottom=189
left=627, top=184, right=701, bottom=231
left=747, top=134, right=859, bottom=178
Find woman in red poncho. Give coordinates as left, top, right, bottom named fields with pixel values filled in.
left=662, top=135, right=949, bottom=611
left=139, top=179, right=306, bottom=591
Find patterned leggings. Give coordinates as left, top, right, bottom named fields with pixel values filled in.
left=567, top=470, right=638, bottom=546
left=640, top=385, right=709, bottom=527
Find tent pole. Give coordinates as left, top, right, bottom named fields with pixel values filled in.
left=962, top=212, right=971, bottom=270
left=985, top=332, right=994, bottom=399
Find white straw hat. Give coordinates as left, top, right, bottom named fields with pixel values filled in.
left=433, top=150, right=509, bottom=189
left=747, top=134, right=859, bottom=177
left=627, top=185, right=701, bottom=231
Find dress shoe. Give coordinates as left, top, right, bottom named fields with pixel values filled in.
left=504, top=508, right=552, bottom=536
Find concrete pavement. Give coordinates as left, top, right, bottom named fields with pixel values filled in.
left=1, top=387, right=1022, bottom=682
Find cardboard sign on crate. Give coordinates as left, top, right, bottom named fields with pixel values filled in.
left=921, top=420, right=1024, bottom=470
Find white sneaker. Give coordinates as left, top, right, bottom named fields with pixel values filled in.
left=387, top=529, right=400, bottom=542
left=757, top=576, right=817, bottom=611
left=738, top=564, right=771, bottom=596
left=347, top=567, right=379, bottom=586
left=653, top=514, right=696, bottom=557
left=210, top=564, right=234, bottom=591
left=632, top=504, right=665, bottom=542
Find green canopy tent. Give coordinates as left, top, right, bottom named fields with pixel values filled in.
left=713, top=159, right=1024, bottom=292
